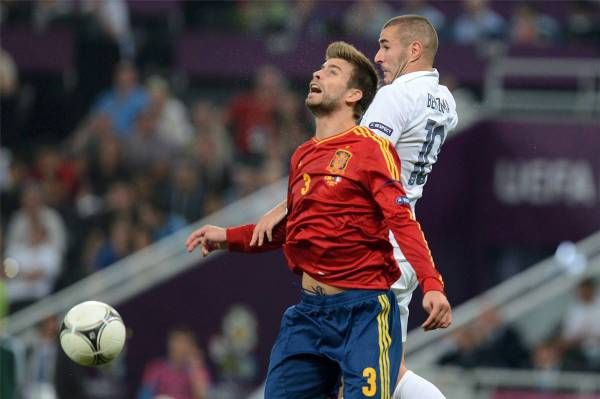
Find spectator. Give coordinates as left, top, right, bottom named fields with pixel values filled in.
left=132, top=227, right=153, bottom=251
left=227, top=65, right=287, bottom=164
left=6, top=183, right=67, bottom=256
left=146, top=76, right=193, bottom=149
left=343, top=0, right=394, bottom=40
left=398, top=0, right=446, bottom=32
left=0, top=151, right=26, bottom=224
left=123, top=109, right=174, bottom=172
left=105, top=181, right=137, bottom=221
left=169, top=160, right=205, bottom=223
left=191, top=100, right=232, bottom=164
left=92, top=61, right=149, bottom=137
left=274, top=91, right=310, bottom=159
left=0, top=0, right=33, bottom=27
left=566, top=0, right=600, bottom=45
left=0, top=47, right=18, bottom=96
left=5, top=219, right=62, bottom=313
left=510, top=3, right=560, bottom=46
left=80, top=0, right=134, bottom=58
left=439, top=303, right=530, bottom=369
left=0, top=48, right=19, bottom=145
left=23, top=315, right=60, bottom=399
left=473, top=304, right=530, bottom=368
left=70, top=111, right=117, bottom=155
left=138, top=326, right=211, bottom=399
left=560, top=278, right=600, bottom=370
left=438, top=325, right=482, bottom=368
left=453, top=0, right=506, bottom=44
left=189, top=100, right=232, bottom=199
left=30, top=146, right=79, bottom=205
left=92, top=218, right=132, bottom=270
left=87, top=135, right=130, bottom=196
left=138, top=199, right=186, bottom=242
left=32, top=0, right=74, bottom=32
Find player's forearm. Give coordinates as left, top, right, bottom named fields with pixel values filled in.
left=387, top=213, right=445, bottom=293
left=227, top=223, right=285, bottom=252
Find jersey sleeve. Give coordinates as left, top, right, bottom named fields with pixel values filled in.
left=360, top=84, right=411, bottom=146
left=361, top=133, right=445, bottom=293
left=226, top=219, right=286, bottom=253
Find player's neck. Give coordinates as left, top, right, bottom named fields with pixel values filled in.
left=314, top=113, right=356, bottom=141
left=401, top=62, right=433, bottom=76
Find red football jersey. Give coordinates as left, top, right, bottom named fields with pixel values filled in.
left=227, top=126, right=444, bottom=292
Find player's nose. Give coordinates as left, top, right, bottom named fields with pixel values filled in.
left=374, top=50, right=384, bottom=64
left=312, top=69, right=321, bottom=80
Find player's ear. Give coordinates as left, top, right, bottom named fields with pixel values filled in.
left=345, top=88, right=363, bottom=105
left=409, top=41, right=423, bottom=62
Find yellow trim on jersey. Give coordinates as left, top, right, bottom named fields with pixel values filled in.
left=377, top=294, right=392, bottom=399
left=355, top=127, right=400, bottom=180
left=312, top=126, right=355, bottom=145
left=415, top=220, right=440, bottom=275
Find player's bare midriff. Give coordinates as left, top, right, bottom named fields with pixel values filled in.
left=302, top=272, right=346, bottom=295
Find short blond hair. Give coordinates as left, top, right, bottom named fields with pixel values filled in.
left=383, top=15, right=438, bottom=62
left=325, top=41, right=379, bottom=121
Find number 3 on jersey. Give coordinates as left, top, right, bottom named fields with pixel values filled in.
left=300, top=173, right=311, bottom=195
left=408, top=119, right=446, bottom=186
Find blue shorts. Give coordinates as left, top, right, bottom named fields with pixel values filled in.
left=265, top=289, right=402, bottom=399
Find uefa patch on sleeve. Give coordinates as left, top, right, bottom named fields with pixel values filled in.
left=395, top=196, right=410, bottom=206
left=369, top=122, right=393, bottom=136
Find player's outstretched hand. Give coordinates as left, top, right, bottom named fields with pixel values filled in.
left=250, top=200, right=287, bottom=247
left=421, top=291, right=452, bottom=331
left=186, top=225, right=227, bottom=257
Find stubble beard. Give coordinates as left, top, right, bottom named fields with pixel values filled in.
left=305, top=95, right=339, bottom=117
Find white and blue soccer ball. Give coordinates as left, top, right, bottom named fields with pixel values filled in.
left=59, top=301, right=126, bottom=366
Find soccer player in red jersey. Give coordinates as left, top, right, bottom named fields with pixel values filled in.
left=186, top=42, right=442, bottom=399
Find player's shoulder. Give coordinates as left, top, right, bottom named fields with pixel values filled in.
left=349, top=126, right=394, bottom=151
left=290, top=138, right=314, bottom=161
left=375, top=79, right=416, bottom=103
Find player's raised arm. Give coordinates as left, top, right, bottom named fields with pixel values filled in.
left=360, top=129, right=451, bottom=330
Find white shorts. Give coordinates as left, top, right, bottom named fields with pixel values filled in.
left=391, top=259, right=418, bottom=342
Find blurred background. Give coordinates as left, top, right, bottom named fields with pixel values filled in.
left=0, top=0, right=599, bottom=398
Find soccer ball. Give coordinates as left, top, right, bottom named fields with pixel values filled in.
left=59, top=301, right=126, bottom=366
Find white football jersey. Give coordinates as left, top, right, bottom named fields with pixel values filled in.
left=361, top=69, right=458, bottom=210
left=360, top=69, right=458, bottom=291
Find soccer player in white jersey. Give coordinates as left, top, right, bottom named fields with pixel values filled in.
left=251, top=15, right=457, bottom=399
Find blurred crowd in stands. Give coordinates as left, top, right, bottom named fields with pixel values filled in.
left=1, top=0, right=599, bottom=315
left=439, top=278, right=600, bottom=379
left=1, top=1, right=600, bottom=398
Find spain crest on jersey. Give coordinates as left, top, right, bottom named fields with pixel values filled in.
left=327, top=150, right=352, bottom=174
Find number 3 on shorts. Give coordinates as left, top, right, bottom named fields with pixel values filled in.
left=362, top=367, right=376, bottom=397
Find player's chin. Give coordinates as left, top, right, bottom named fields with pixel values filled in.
left=305, top=96, right=321, bottom=107
left=306, top=92, right=321, bottom=102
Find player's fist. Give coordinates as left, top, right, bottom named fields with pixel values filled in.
left=250, top=200, right=287, bottom=247
left=421, top=290, right=452, bottom=331
left=186, top=225, right=228, bottom=257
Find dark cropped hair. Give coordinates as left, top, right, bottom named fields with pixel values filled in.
left=325, top=41, right=379, bottom=121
